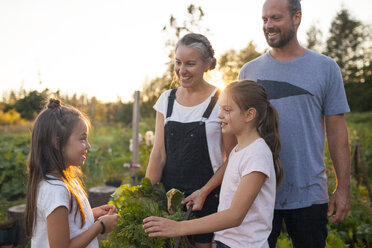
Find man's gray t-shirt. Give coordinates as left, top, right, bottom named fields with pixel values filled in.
left=239, top=50, right=350, bottom=210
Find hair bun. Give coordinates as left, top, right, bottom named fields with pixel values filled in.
left=209, top=57, right=217, bottom=70
left=47, top=98, right=61, bottom=109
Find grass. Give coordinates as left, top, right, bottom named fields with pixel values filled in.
left=0, top=113, right=371, bottom=246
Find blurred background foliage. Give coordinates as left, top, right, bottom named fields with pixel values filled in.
left=1, top=5, right=372, bottom=247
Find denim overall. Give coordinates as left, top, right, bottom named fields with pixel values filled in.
left=161, top=88, right=221, bottom=243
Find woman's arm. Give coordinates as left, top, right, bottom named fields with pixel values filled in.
left=145, top=111, right=167, bottom=184
left=182, top=133, right=237, bottom=210
left=47, top=207, right=118, bottom=248
left=143, top=171, right=266, bottom=237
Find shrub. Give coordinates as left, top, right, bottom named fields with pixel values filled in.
left=0, top=134, right=29, bottom=200
left=0, top=109, right=26, bottom=125
left=345, top=82, right=372, bottom=112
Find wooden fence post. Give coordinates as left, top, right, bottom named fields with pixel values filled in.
left=351, top=138, right=372, bottom=203
left=7, top=204, right=29, bottom=247
left=351, top=139, right=361, bottom=186
left=131, top=91, right=140, bottom=185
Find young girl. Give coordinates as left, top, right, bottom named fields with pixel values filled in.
left=25, top=99, right=118, bottom=248
left=143, top=80, right=283, bottom=248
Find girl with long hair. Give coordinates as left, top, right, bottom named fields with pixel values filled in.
left=25, top=99, right=118, bottom=248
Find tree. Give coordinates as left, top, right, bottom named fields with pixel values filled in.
left=362, top=56, right=372, bottom=84
left=140, top=4, right=210, bottom=117
left=305, top=24, right=323, bottom=52
left=140, top=74, right=169, bottom=118
left=218, top=41, right=262, bottom=83
left=324, top=8, right=370, bottom=84
left=13, top=90, right=48, bottom=120
left=0, top=109, right=25, bottom=125
left=162, top=4, right=210, bottom=82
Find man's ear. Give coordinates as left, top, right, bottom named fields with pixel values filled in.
left=245, top=108, right=257, bottom=122
left=294, top=10, right=302, bottom=27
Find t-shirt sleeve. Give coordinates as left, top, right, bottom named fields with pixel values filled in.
left=38, top=182, right=70, bottom=218
left=240, top=153, right=271, bottom=178
left=238, top=64, right=247, bottom=80
left=153, top=90, right=171, bottom=116
left=323, top=60, right=350, bottom=116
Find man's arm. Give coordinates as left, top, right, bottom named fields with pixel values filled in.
left=325, top=114, right=351, bottom=224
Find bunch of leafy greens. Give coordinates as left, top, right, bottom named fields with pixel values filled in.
left=105, top=177, right=190, bottom=248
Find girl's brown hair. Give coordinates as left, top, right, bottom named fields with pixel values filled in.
left=224, top=80, right=283, bottom=187
left=25, top=98, right=90, bottom=237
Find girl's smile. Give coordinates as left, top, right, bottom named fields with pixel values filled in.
left=220, top=121, right=228, bottom=129
left=63, top=120, right=90, bottom=167
left=218, top=92, right=246, bottom=135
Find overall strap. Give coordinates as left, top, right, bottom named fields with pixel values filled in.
left=202, top=89, right=221, bottom=119
left=166, top=88, right=177, bottom=119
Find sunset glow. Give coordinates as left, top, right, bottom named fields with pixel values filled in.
left=1, top=0, right=371, bottom=102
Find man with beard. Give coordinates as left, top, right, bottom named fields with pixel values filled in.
left=238, top=0, right=351, bottom=247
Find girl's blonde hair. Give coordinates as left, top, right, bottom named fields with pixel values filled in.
left=25, top=98, right=90, bottom=237
left=224, top=80, right=283, bottom=187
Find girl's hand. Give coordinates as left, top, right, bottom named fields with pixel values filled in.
left=93, top=204, right=117, bottom=219
left=143, top=216, right=179, bottom=237
left=98, top=208, right=118, bottom=233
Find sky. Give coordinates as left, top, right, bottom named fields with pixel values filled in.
left=1, top=0, right=372, bottom=103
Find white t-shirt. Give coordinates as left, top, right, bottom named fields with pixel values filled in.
left=214, top=138, right=276, bottom=248
left=31, top=176, right=98, bottom=248
left=153, top=87, right=225, bottom=172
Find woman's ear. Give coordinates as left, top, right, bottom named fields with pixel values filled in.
left=244, top=108, right=256, bottom=122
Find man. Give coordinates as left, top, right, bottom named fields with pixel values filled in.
left=238, top=0, right=351, bottom=247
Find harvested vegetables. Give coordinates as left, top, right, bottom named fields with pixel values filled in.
left=102, top=177, right=190, bottom=248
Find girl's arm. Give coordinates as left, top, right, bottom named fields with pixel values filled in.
left=47, top=206, right=118, bottom=248
left=143, top=171, right=266, bottom=237
left=182, top=132, right=237, bottom=210
left=145, top=111, right=167, bottom=184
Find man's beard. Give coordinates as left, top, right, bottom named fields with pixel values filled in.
left=264, top=23, right=296, bottom=48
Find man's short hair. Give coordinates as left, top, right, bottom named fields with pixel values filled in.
left=288, top=0, right=301, bottom=16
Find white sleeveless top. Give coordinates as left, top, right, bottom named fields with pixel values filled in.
left=153, top=87, right=226, bottom=172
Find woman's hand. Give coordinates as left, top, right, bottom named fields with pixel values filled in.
left=143, top=216, right=180, bottom=238
left=93, top=204, right=117, bottom=219
left=181, top=189, right=207, bottom=211
left=97, top=208, right=119, bottom=233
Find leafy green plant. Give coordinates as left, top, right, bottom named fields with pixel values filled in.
left=105, top=178, right=190, bottom=248
left=276, top=232, right=292, bottom=248
left=0, top=134, right=29, bottom=200
left=326, top=230, right=347, bottom=248
left=82, top=123, right=133, bottom=188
